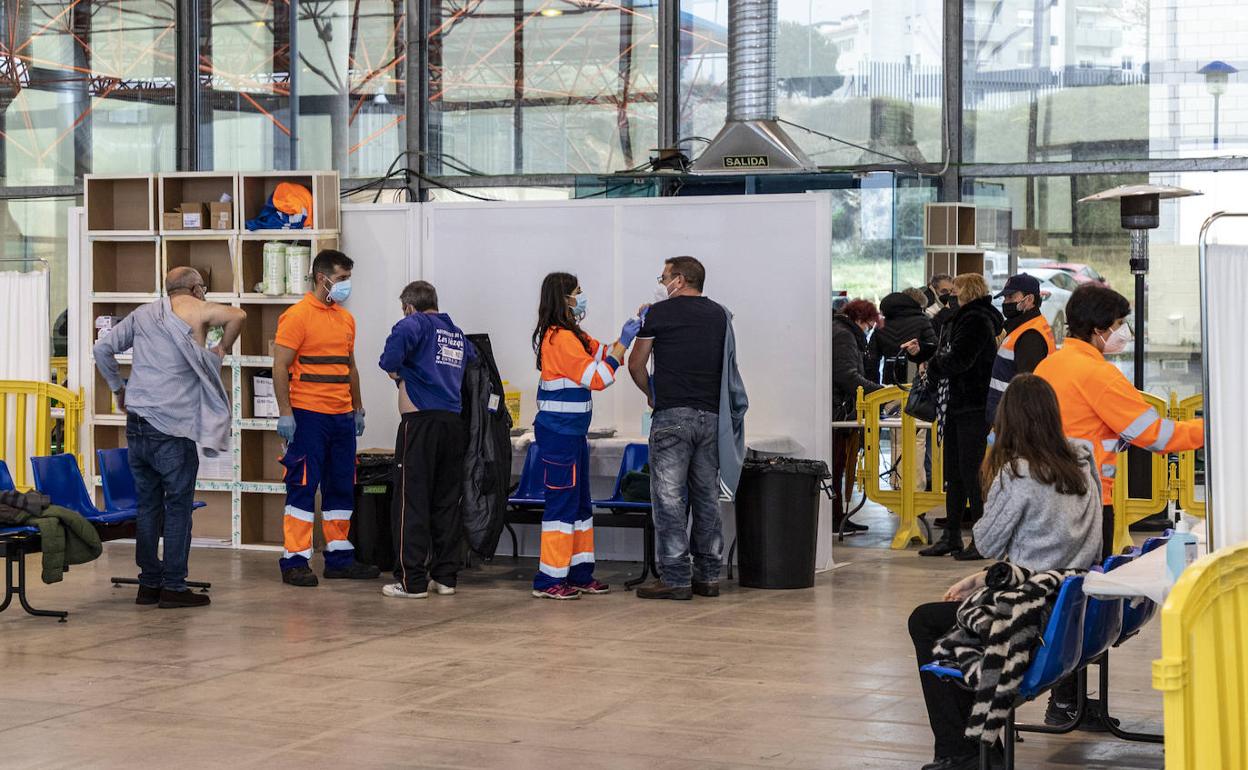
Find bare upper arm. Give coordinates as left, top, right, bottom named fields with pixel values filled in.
left=273, top=344, right=297, bottom=371
left=629, top=337, right=654, bottom=368
left=199, top=302, right=246, bottom=328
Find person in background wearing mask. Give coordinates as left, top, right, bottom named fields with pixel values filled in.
left=918, top=272, right=1056, bottom=560
left=627, top=256, right=747, bottom=600
left=378, top=281, right=475, bottom=600
left=918, top=274, right=1002, bottom=559
left=923, top=273, right=956, bottom=343
left=530, top=272, right=643, bottom=599
left=1034, top=284, right=1204, bottom=566
left=832, top=299, right=883, bottom=534
left=272, top=249, right=380, bottom=587
left=94, top=267, right=245, bottom=608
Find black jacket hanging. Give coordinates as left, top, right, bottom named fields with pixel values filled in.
left=459, top=334, right=513, bottom=557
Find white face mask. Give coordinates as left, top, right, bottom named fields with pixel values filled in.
left=653, top=281, right=673, bottom=304
left=1099, top=324, right=1133, bottom=354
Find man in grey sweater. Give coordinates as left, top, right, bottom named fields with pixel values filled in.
left=94, top=267, right=245, bottom=609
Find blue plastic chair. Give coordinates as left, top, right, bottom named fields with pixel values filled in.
left=591, top=443, right=651, bottom=511
left=30, top=454, right=135, bottom=525
left=922, top=576, right=1087, bottom=768
left=508, top=443, right=546, bottom=508
left=1080, top=557, right=1127, bottom=664
left=95, top=448, right=207, bottom=515
left=0, top=458, right=37, bottom=538
left=96, top=449, right=138, bottom=513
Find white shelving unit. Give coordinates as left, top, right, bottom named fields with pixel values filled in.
left=81, top=171, right=341, bottom=550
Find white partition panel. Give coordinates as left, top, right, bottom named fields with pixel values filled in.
left=1204, top=243, right=1248, bottom=548
left=424, top=194, right=836, bottom=568
left=340, top=203, right=421, bottom=451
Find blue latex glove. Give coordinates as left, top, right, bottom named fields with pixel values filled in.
left=619, top=317, right=643, bottom=348
left=277, top=415, right=297, bottom=443
left=354, top=410, right=366, bottom=437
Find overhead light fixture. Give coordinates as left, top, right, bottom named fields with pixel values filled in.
left=540, top=8, right=563, bottom=16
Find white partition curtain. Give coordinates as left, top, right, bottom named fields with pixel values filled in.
left=1204, top=244, right=1248, bottom=549
left=0, top=266, right=51, bottom=472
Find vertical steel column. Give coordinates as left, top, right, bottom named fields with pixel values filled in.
left=177, top=0, right=200, bottom=170
left=289, top=0, right=300, bottom=168
left=657, top=0, right=679, bottom=150
left=513, top=0, right=525, bottom=174
left=408, top=0, right=431, bottom=198
left=940, top=0, right=962, bottom=201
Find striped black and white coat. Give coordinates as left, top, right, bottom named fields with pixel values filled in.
left=932, top=563, right=1087, bottom=745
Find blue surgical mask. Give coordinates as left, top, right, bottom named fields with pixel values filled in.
left=571, top=293, right=587, bottom=321
left=327, top=278, right=352, bottom=304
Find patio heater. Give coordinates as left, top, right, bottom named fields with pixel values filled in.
left=1077, top=184, right=1201, bottom=390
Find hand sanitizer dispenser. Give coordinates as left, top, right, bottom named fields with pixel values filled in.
left=1166, top=532, right=1199, bottom=584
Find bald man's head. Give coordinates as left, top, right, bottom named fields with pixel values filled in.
left=166, top=267, right=205, bottom=298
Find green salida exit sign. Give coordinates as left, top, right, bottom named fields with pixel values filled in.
left=723, top=155, right=770, bottom=169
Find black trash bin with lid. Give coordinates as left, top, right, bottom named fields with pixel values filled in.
left=734, top=457, right=831, bottom=589
left=351, top=452, right=397, bottom=573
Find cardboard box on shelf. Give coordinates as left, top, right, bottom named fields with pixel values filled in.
left=181, top=202, right=207, bottom=229
left=162, top=212, right=183, bottom=231
left=253, top=372, right=278, bottom=418
left=209, top=201, right=232, bottom=230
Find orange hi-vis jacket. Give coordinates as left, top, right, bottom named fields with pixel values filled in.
left=1034, top=338, right=1204, bottom=505
left=274, top=293, right=357, bottom=415
left=535, top=328, right=618, bottom=435
left=985, top=313, right=1057, bottom=422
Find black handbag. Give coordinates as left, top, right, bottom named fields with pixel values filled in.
left=903, top=374, right=938, bottom=422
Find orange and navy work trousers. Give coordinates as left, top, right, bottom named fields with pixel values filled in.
left=532, top=424, right=595, bottom=590
left=279, top=407, right=357, bottom=572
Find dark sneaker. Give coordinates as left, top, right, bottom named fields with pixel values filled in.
left=1045, top=698, right=1121, bottom=732
left=323, top=561, right=381, bottom=580
left=282, top=565, right=319, bottom=587
left=569, top=579, right=610, bottom=595
left=692, top=581, right=720, bottom=597
left=158, top=589, right=211, bottom=609
left=531, top=584, right=581, bottom=600
left=920, top=755, right=979, bottom=770
left=919, top=540, right=963, bottom=557
left=135, top=585, right=161, bottom=605
left=843, top=521, right=869, bottom=533
left=953, top=542, right=985, bottom=561
left=635, top=581, right=693, bottom=600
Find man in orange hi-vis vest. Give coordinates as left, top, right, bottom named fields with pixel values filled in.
left=272, top=249, right=380, bottom=587
left=1034, top=284, right=1203, bottom=561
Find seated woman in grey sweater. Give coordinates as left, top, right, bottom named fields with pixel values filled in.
left=908, top=374, right=1103, bottom=770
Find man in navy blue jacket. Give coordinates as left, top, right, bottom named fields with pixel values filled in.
left=378, top=281, right=476, bottom=599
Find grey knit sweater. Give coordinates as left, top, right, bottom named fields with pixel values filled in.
left=973, top=440, right=1103, bottom=570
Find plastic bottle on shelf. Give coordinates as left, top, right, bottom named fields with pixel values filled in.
left=286, top=245, right=311, bottom=296
left=261, top=242, right=285, bottom=296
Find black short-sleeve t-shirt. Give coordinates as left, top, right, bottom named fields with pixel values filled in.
left=638, top=295, right=726, bottom=413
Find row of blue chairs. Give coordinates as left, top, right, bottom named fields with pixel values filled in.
left=0, top=450, right=209, bottom=622
left=921, top=536, right=1169, bottom=769
left=505, top=443, right=658, bottom=589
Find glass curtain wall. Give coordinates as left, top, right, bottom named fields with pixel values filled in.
left=199, top=0, right=406, bottom=176
left=679, top=0, right=944, bottom=168
left=964, top=0, right=1248, bottom=163
left=426, top=0, right=660, bottom=176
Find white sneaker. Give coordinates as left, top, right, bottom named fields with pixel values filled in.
left=382, top=582, right=428, bottom=599
left=430, top=580, right=456, bottom=596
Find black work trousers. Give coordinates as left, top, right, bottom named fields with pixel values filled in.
left=392, top=411, right=467, bottom=592
left=909, top=601, right=977, bottom=759
left=832, top=428, right=860, bottom=525
left=942, top=410, right=989, bottom=547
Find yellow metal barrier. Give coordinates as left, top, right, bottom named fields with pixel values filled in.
left=1169, top=393, right=1205, bottom=519
left=855, top=385, right=946, bottom=549
left=1110, top=391, right=1172, bottom=555
left=0, top=380, right=84, bottom=490
left=1152, top=541, right=1248, bottom=770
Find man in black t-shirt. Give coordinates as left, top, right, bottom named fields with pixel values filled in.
left=627, top=256, right=726, bottom=601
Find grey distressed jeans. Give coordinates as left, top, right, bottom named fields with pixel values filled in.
left=649, top=407, right=722, bottom=587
